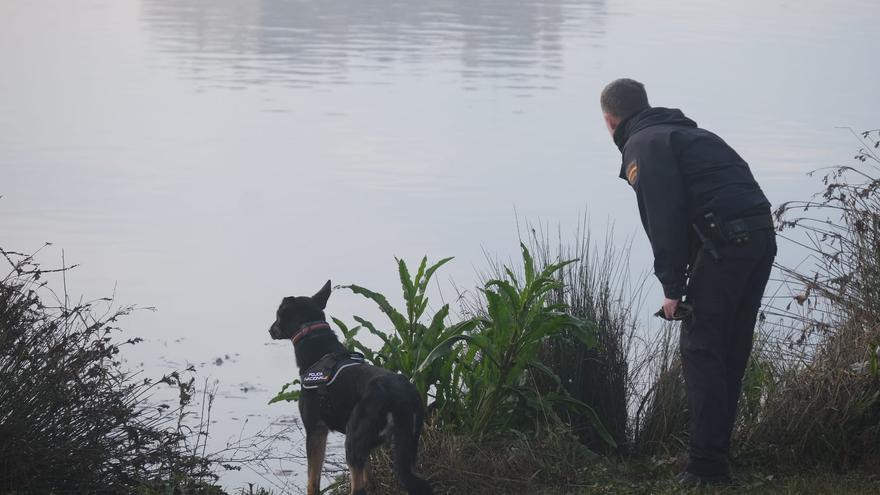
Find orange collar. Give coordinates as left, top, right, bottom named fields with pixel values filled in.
left=291, top=321, right=331, bottom=345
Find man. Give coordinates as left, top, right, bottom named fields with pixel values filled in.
left=600, top=79, right=776, bottom=484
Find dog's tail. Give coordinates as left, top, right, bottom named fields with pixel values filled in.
left=390, top=383, right=433, bottom=495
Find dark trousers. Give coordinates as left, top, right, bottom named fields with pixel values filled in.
left=680, top=228, right=776, bottom=477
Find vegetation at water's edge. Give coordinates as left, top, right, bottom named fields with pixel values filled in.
left=1, top=129, right=877, bottom=494
left=343, top=426, right=879, bottom=494
left=313, top=129, right=880, bottom=493
left=0, top=248, right=221, bottom=493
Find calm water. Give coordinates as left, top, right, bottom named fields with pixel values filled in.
left=2, top=0, right=878, bottom=491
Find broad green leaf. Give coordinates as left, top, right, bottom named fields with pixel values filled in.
left=268, top=379, right=302, bottom=404
left=353, top=316, right=392, bottom=348
left=415, top=334, right=479, bottom=374
left=344, top=284, right=408, bottom=330
left=417, top=298, right=430, bottom=323
left=421, top=257, right=454, bottom=291
left=529, top=359, right=563, bottom=384
left=566, top=318, right=598, bottom=348
left=414, top=256, right=428, bottom=291
left=396, top=258, right=417, bottom=320
left=427, top=304, right=451, bottom=337
left=331, top=317, right=360, bottom=339
left=520, top=242, right=535, bottom=287
left=442, top=318, right=478, bottom=340
left=486, top=279, right=521, bottom=310
left=503, top=267, right=521, bottom=291
left=541, top=258, right=578, bottom=279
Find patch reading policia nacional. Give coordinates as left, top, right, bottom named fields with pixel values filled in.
left=626, top=160, right=639, bottom=186
left=300, top=352, right=366, bottom=389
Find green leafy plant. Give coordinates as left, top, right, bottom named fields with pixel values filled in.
left=267, top=378, right=301, bottom=404
left=269, top=249, right=615, bottom=446
left=451, top=243, right=613, bottom=444
left=338, top=256, right=476, bottom=409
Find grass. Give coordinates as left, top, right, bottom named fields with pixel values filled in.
left=332, top=426, right=880, bottom=494
left=0, top=245, right=221, bottom=493
left=733, top=128, right=880, bottom=466
left=558, top=461, right=880, bottom=495
left=523, top=221, right=645, bottom=452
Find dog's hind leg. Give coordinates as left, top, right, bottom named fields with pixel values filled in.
left=390, top=405, right=433, bottom=495
left=345, top=396, right=387, bottom=494
left=364, top=460, right=373, bottom=486
left=306, top=425, right=328, bottom=495
left=344, top=419, right=377, bottom=495
left=348, top=463, right=368, bottom=495
left=345, top=433, right=371, bottom=495
left=385, top=380, right=433, bottom=495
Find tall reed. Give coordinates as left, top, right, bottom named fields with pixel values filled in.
left=733, top=129, right=880, bottom=466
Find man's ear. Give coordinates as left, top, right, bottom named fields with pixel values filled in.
left=312, top=280, right=332, bottom=309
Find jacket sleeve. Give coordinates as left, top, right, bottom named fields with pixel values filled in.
left=626, top=137, right=690, bottom=299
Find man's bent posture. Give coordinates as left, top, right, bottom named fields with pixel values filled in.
left=601, top=78, right=776, bottom=485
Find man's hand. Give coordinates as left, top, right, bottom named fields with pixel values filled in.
left=662, top=297, right=680, bottom=320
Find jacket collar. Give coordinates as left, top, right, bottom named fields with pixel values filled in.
left=613, top=107, right=697, bottom=152
left=612, top=111, right=641, bottom=152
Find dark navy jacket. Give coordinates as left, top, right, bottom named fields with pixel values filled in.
left=614, top=107, right=770, bottom=299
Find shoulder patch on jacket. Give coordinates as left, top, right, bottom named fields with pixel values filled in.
left=626, top=160, right=639, bottom=185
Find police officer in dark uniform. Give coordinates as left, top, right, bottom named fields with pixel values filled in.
left=600, top=79, right=776, bottom=485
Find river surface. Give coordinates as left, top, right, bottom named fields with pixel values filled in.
left=2, top=0, right=878, bottom=492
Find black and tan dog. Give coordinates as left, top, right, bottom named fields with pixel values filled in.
left=269, top=281, right=432, bottom=495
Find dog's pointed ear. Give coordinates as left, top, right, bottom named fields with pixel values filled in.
left=312, top=280, right=332, bottom=309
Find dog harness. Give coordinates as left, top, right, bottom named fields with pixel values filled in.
left=291, top=321, right=366, bottom=417
left=300, top=350, right=366, bottom=418
left=301, top=351, right=366, bottom=389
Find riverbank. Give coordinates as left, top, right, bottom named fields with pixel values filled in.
left=534, top=465, right=880, bottom=495
left=329, top=426, right=880, bottom=495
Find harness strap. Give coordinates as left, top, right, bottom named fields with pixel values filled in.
left=300, top=352, right=366, bottom=389
left=316, top=383, right=333, bottom=418
left=300, top=351, right=366, bottom=418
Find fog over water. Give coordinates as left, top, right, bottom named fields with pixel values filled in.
left=2, top=0, right=878, bottom=490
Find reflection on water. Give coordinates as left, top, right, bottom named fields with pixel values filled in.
left=142, top=0, right=606, bottom=90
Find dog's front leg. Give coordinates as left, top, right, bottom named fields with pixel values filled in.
left=306, top=425, right=329, bottom=495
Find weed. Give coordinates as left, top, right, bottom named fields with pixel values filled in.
left=339, top=256, right=476, bottom=409
left=0, top=246, right=218, bottom=493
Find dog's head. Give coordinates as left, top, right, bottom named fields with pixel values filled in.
left=268, top=280, right=332, bottom=340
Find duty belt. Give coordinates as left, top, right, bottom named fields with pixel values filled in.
left=722, top=214, right=774, bottom=239
left=692, top=212, right=774, bottom=263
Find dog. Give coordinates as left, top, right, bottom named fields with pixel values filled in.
left=269, top=281, right=433, bottom=495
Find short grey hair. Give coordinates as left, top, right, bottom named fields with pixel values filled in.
left=600, top=78, right=650, bottom=120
